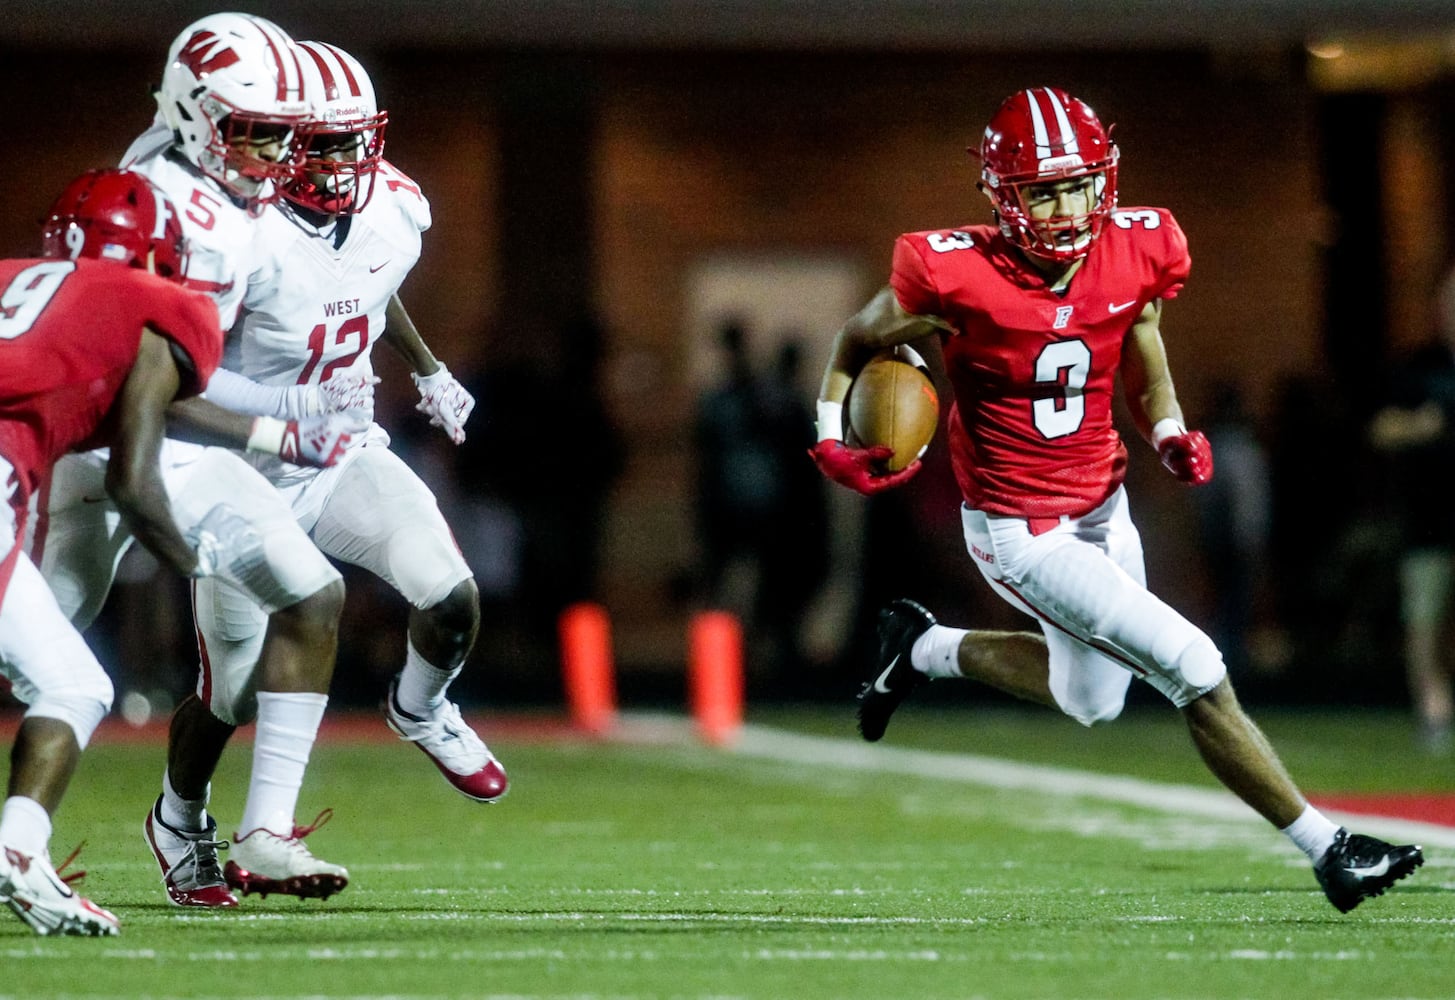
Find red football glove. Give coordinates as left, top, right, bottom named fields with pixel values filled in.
left=808, top=439, right=921, bottom=496
left=1157, top=429, right=1214, bottom=485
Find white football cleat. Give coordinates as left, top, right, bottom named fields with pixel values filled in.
left=224, top=810, right=349, bottom=900
left=0, top=844, right=120, bottom=936
left=386, top=676, right=509, bottom=803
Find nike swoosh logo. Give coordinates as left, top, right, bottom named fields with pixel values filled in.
left=1349, top=857, right=1391, bottom=879
left=369, top=261, right=391, bottom=273
left=872, top=656, right=900, bottom=694
left=1108, top=299, right=1139, bottom=314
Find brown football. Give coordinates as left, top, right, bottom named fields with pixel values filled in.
left=847, top=351, right=939, bottom=472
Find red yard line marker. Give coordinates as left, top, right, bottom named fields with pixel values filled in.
left=1310, top=793, right=1455, bottom=829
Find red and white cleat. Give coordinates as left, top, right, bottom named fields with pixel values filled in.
left=225, top=810, right=349, bottom=900
left=143, top=796, right=238, bottom=908
left=386, top=677, right=509, bottom=802
left=1, top=843, right=120, bottom=936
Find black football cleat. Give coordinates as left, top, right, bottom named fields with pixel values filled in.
left=857, top=598, right=935, bottom=742
left=1313, top=827, right=1424, bottom=913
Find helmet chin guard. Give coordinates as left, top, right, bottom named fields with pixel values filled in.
left=976, top=87, right=1119, bottom=263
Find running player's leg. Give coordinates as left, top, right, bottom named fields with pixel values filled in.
left=165, top=449, right=347, bottom=902
left=982, top=487, right=1423, bottom=909
left=305, top=447, right=505, bottom=801
left=0, top=531, right=119, bottom=936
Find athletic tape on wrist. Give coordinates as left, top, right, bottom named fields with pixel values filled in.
left=1151, top=417, right=1186, bottom=448
left=816, top=400, right=844, bottom=442
left=246, top=416, right=287, bottom=455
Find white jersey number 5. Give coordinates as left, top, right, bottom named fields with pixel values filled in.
left=1032, top=339, right=1090, bottom=439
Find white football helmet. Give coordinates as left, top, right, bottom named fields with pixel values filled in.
left=285, top=41, right=388, bottom=215
left=155, top=12, right=309, bottom=204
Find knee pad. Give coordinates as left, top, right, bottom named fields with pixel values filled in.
left=1162, top=635, right=1226, bottom=708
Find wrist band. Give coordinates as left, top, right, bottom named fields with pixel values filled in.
left=246, top=416, right=287, bottom=455
left=1151, top=417, right=1186, bottom=448
left=815, top=400, right=844, bottom=442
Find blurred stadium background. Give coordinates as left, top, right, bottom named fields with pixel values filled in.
left=4, top=0, right=1455, bottom=727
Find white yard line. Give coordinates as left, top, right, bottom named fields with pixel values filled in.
left=717, top=721, right=1455, bottom=849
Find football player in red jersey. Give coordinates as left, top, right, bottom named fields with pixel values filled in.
left=0, top=170, right=231, bottom=936
left=811, top=87, right=1422, bottom=913
left=23, top=168, right=366, bottom=915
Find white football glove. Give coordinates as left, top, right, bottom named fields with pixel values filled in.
left=281, top=411, right=371, bottom=467
left=273, top=371, right=380, bottom=419
left=411, top=364, right=475, bottom=445
left=186, top=503, right=270, bottom=595
left=317, top=371, right=380, bottom=414
left=246, top=411, right=370, bottom=468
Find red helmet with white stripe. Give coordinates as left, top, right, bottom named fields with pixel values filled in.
left=285, top=41, right=388, bottom=216
left=977, top=87, right=1119, bottom=263
left=155, top=13, right=310, bottom=206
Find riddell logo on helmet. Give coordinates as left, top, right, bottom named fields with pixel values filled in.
left=1038, top=154, right=1084, bottom=172
left=176, top=30, right=241, bottom=78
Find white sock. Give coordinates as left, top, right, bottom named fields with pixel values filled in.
left=912, top=625, right=969, bottom=679
left=238, top=691, right=327, bottom=837
left=0, top=795, right=52, bottom=858
left=160, top=769, right=210, bottom=833
left=1281, top=804, right=1341, bottom=861
left=394, top=638, right=461, bottom=717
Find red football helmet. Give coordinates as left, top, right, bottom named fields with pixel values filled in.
left=40, top=169, right=189, bottom=283
left=284, top=41, right=388, bottom=215
left=976, top=87, right=1119, bottom=263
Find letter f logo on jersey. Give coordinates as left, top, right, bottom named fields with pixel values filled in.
left=1053, top=305, right=1074, bottom=330
left=176, top=30, right=241, bottom=78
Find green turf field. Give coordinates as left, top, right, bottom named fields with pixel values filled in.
left=2, top=706, right=1451, bottom=999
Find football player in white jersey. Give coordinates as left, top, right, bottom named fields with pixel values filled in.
left=188, top=41, right=507, bottom=848
left=39, top=14, right=363, bottom=908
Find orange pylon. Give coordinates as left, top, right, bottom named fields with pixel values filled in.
left=688, top=610, right=744, bottom=746
left=559, top=601, right=617, bottom=735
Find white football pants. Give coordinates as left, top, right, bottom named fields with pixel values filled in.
left=195, top=439, right=471, bottom=723
left=962, top=486, right=1226, bottom=725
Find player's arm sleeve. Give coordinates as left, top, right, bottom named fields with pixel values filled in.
left=889, top=235, right=947, bottom=319
left=1151, top=210, right=1192, bottom=301
left=382, top=160, right=432, bottom=232
left=202, top=367, right=308, bottom=418
left=143, top=288, right=225, bottom=398
left=106, top=328, right=200, bottom=577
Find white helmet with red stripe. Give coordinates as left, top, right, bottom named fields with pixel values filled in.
left=976, top=87, right=1119, bottom=263
left=156, top=12, right=310, bottom=204
left=284, top=41, right=388, bottom=215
